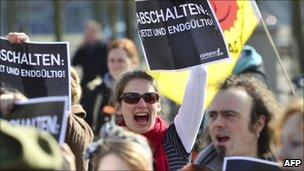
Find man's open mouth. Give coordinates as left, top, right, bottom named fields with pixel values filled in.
left=216, top=135, right=230, bottom=144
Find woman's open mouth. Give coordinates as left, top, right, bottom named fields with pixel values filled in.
left=134, top=112, right=150, bottom=126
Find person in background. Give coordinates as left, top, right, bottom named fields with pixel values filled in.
left=276, top=98, right=303, bottom=171
left=72, top=20, right=108, bottom=126
left=67, top=67, right=94, bottom=171
left=183, top=73, right=280, bottom=171
left=72, top=20, right=108, bottom=86
left=111, top=65, right=207, bottom=171
left=85, top=121, right=153, bottom=171
left=91, top=38, right=140, bottom=135
left=233, top=45, right=270, bottom=89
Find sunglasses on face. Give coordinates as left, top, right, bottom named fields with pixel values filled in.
left=119, top=92, right=159, bottom=104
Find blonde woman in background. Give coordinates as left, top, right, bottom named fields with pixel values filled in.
left=85, top=122, right=153, bottom=171
left=276, top=98, right=303, bottom=171
left=91, top=38, right=140, bottom=135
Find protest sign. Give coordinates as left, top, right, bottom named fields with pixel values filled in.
left=223, top=156, right=282, bottom=171
left=148, top=0, right=261, bottom=107
left=2, top=96, right=68, bottom=143
left=0, top=38, right=71, bottom=107
left=136, top=0, right=230, bottom=71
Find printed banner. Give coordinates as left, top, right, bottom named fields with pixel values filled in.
left=2, top=96, right=69, bottom=143
left=148, top=0, right=261, bottom=106
left=0, top=38, right=70, bottom=105
left=136, top=0, right=230, bottom=70
left=223, top=156, right=282, bottom=171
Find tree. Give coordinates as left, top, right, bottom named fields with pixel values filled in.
left=92, top=1, right=102, bottom=22
left=6, top=1, right=17, bottom=32
left=292, top=0, right=303, bottom=74
left=108, top=1, right=118, bottom=39
left=53, top=0, right=64, bottom=41
left=124, top=0, right=136, bottom=41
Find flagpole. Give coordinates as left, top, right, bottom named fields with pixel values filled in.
left=259, top=15, right=296, bottom=95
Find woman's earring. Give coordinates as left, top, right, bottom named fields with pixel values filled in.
left=256, top=132, right=260, bottom=139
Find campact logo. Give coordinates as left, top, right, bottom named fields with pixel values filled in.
left=200, top=48, right=224, bottom=61
left=283, top=159, right=302, bottom=167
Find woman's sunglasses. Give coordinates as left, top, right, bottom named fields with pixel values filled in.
left=118, top=92, right=159, bottom=104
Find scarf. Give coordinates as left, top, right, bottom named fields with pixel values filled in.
left=103, top=72, right=116, bottom=89
left=118, top=116, right=169, bottom=171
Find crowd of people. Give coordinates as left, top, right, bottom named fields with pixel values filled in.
left=0, top=20, right=303, bottom=171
